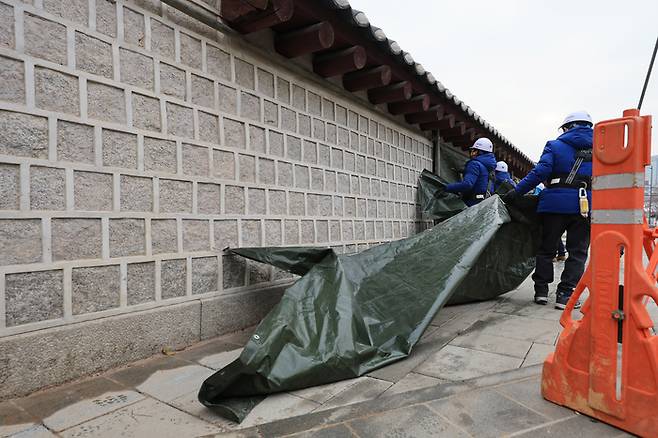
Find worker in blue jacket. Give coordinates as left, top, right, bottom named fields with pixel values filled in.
left=445, top=138, right=497, bottom=206
left=503, top=111, right=593, bottom=309
left=494, top=161, right=516, bottom=192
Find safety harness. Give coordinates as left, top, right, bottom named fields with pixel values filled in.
left=547, top=149, right=592, bottom=189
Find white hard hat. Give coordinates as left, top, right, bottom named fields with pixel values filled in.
left=495, top=161, right=508, bottom=172
left=560, top=111, right=593, bottom=129
left=470, top=137, right=493, bottom=153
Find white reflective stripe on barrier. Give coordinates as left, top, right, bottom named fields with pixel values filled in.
left=592, top=172, right=645, bottom=190
left=591, top=209, right=644, bottom=224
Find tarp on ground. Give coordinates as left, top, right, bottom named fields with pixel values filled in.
left=199, top=193, right=539, bottom=422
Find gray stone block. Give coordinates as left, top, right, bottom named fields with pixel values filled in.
left=127, top=262, right=155, bottom=305
left=264, top=219, right=282, bottom=245
left=307, top=92, right=321, bottom=116
left=295, top=165, right=310, bottom=189
left=342, top=221, right=354, bottom=241
left=330, top=220, right=341, bottom=241
left=303, top=140, right=317, bottom=164
left=123, top=7, right=145, bottom=47
left=281, top=107, right=296, bottom=132
left=150, top=19, right=175, bottom=60
left=241, top=219, right=261, bottom=247
left=247, top=260, right=271, bottom=286
left=132, top=93, right=161, bottom=132
left=74, top=171, right=112, bottom=211
left=240, top=92, right=261, bottom=121
left=57, top=120, right=94, bottom=164
left=197, top=183, right=220, bottom=214
left=278, top=161, right=293, bottom=186
left=337, top=173, right=349, bottom=193
left=166, top=102, right=194, bottom=138
left=87, top=81, right=126, bottom=124
left=182, top=219, right=209, bottom=252
left=337, top=127, right=348, bottom=148
left=269, top=190, right=286, bottom=215
left=325, top=170, right=336, bottom=192
left=198, top=111, right=220, bottom=144
left=30, top=166, right=65, bottom=210
left=316, top=220, right=328, bottom=242
left=221, top=254, right=245, bottom=290
left=319, top=194, right=332, bottom=217
left=164, top=2, right=215, bottom=38
left=292, top=84, right=305, bottom=111
left=207, top=44, right=230, bottom=80
left=326, top=123, right=337, bottom=144
left=336, top=104, right=347, bottom=125
left=151, top=219, right=177, bottom=254
left=24, top=13, right=66, bottom=65
left=120, top=49, right=154, bottom=90
left=120, top=175, right=153, bottom=212
left=96, top=0, right=117, bottom=37
left=0, top=56, right=24, bottom=103
left=224, top=185, right=244, bottom=214
left=247, top=188, right=266, bottom=215
left=102, top=129, right=138, bottom=169
left=5, top=270, right=64, bottom=326
left=51, top=218, right=101, bottom=261
left=192, top=256, right=218, bottom=294
left=301, top=220, right=315, bottom=244
left=0, top=3, right=14, bottom=49
left=0, top=219, right=41, bottom=265
left=284, top=219, right=299, bottom=244
left=144, top=137, right=176, bottom=173
left=43, top=0, right=87, bottom=24
left=161, top=259, right=187, bottom=299
left=322, top=98, right=335, bottom=120
left=333, top=197, right=344, bottom=216
left=75, top=32, right=112, bottom=79
left=0, top=301, right=200, bottom=399
left=191, top=74, right=215, bottom=109
left=311, top=168, right=324, bottom=191
left=344, top=197, right=356, bottom=217
left=248, top=125, right=266, bottom=153
left=298, top=114, right=311, bottom=137
left=72, top=264, right=120, bottom=314
left=257, top=68, right=275, bottom=97
left=318, top=144, right=330, bottom=166
left=331, top=147, right=344, bottom=169
left=223, top=118, right=245, bottom=149
left=0, top=163, right=19, bottom=210
left=235, top=58, right=255, bottom=89
left=201, top=287, right=284, bottom=339
left=218, top=83, right=237, bottom=115
left=182, top=143, right=209, bottom=176
left=110, top=218, right=146, bottom=257
left=214, top=219, right=238, bottom=249
left=180, top=33, right=201, bottom=69
left=35, top=67, right=79, bottom=115
left=239, top=154, right=256, bottom=182
left=159, top=179, right=192, bottom=213
left=159, top=63, right=186, bottom=100
left=269, top=130, right=284, bottom=156
left=277, top=77, right=290, bottom=104
left=289, top=191, right=305, bottom=216
left=257, top=158, right=275, bottom=185
left=264, top=100, right=278, bottom=127
left=212, top=149, right=234, bottom=179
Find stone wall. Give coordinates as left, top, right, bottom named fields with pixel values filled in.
left=0, top=0, right=433, bottom=398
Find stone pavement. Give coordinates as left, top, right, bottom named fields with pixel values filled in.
left=2, top=266, right=654, bottom=437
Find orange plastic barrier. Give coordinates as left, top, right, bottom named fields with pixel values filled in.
left=542, top=109, right=658, bottom=437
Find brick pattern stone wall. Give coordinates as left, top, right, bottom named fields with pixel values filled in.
left=0, top=0, right=433, bottom=338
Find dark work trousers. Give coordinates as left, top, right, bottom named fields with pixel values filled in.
left=533, top=213, right=590, bottom=298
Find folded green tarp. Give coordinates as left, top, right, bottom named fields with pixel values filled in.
left=199, top=195, right=538, bottom=421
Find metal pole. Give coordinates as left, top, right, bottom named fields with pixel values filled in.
left=650, top=164, right=655, bottom=226
left=638, top=35, right=658, bottom=110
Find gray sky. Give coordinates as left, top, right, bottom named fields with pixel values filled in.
left=348, top=0, right=658, bottom=161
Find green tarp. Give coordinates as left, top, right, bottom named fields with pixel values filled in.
left=199, top=189, right=539, bottom=422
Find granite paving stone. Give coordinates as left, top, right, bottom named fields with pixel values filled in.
left=290, top=378, right=361, bottom=404
left=449, top=331, right=533, bottom=358
left=494, top=376, right=576, bottom=421
left=382, top=372, right=445, bottom=396
left=135, top=365, right=215, bottom=402
left=239, top=393, right=319, bottom=428
left=314, top=377, right=392, bottom=412
left=522, top=342, right=555, bottom=367
left=510, top=414, right=629, bottom=437
left=197, top=348, right=243, bottom=370
left=349, top=404, right=469, bottom=437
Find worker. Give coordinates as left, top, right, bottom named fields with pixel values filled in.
left=445, top=138, right=497, bottom=206
left=533, top=183, right=567, bottom=262
left=494, top=161, right=516, bottom=191
left=502, top=111, right=593, bottom=309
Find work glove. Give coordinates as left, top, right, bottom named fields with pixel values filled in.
left=501, top=190, right=519, bottom=204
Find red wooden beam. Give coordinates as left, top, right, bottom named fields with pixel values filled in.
left=313, top=46, right=367, bottom=77
left=388, top=94, right=430, bottom=115
left=405, top=105, right=444, bottom=124
left=220, top=0, right=268, bottom=22
left=368, top=81, right=412, bottom=104
left=441, top=123, right=467, bottom=139
left=343, top=66, right=391, bottom=92
left=420, top=114, right=455, bottom=131
left=229, top=0, right=294, bottom=34
left=275, top=21, right=334, bottom=58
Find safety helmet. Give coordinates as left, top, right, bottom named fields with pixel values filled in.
left=470, top=137, right=493, bottom=153
left=495, top=161, right=508, bottom=172
left=560, top=111, right=593, bottom=130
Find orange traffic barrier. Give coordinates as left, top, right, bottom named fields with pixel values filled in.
left=542, top=108, right=658, bottom=437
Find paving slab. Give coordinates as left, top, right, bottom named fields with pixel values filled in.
left=450, top=331, right=533, bottom=358
left=382, top=372, right=445, bottom=396
left=105, top=356, right=191, bottom=388
left=6, top=425, right=57, bottom=438
left=197, top=348, right=243, bottom=370
left=169, top=390, right=237, bottom=430
left=135, top=364, right=215, bottom=402
left=314, top=377, right=392, bottom=412
left=0, top=400, right=38, bottom=437
left=286, top=423, right=355, bottom=438
left=521, top=342, right=555, bottom=367
left=427, top=388, right=549, bottom=437
left=415, top=344, right=523, bottom=381
left=290, top=378, right=361, bottom=404
left=494, top=376, right=576, bottom=421
left=469, top=313, right=560, bottom=345
left=239, top=393, right=319, bottom=428
left=175, top=331, right=248, bottom=364
left=59, top=398, right=220, bottom=437
left=510, top=414, right=630, bottom=437
left=348, top=403, right=470, bottom=437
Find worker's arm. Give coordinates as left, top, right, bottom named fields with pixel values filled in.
left=445, top=161, right=480, bottom=194
left=514, top=144, right=554, bottom=195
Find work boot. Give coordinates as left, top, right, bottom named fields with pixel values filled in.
left=555, top=291, right=581, bottom=310
left=534, top=286, right=548, bottom=305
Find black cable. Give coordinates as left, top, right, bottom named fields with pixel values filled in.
left=638, top=35, right=658, bottom=110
